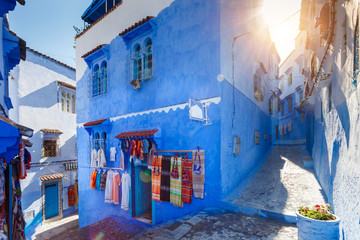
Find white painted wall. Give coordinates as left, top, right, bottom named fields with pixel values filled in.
left=76, top=0, right=174, bottom=83
left=9, top=48, right=77, bottom=222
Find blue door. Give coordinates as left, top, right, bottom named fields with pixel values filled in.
left=134, top=165, right=152, bottom=217
left=44, top=182, right=59, bottom=220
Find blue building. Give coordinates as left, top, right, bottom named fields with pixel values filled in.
left=76, top=0, right=279, bottom=228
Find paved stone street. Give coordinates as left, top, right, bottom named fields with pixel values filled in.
left=39, top=208, right=297, bottom=240
left=232, top=144, right=326, bottom=218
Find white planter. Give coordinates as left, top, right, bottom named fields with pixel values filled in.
left=296, top=211, right=340, bottom=240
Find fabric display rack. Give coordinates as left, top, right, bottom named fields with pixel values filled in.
left=1, top=140, right=31, bottom=240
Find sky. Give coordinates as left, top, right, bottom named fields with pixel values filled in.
left=8, top=0, right=301, bottom=69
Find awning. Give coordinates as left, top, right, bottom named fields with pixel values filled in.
left=39, top=173, right=66, bottom=181
left=84, top=118, right=107, bottom=127
left=40, top=129, right=63, bottom=134
left=115, top=129, right=158, bottom=139
left=0, top=115, right=33, bottom=137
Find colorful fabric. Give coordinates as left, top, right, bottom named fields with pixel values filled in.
left=0, top=169, right=4, bottom=206
left=121, top=172, right=131, bottom=210
left=152, top=155, right=162, bottom=201
left=24, top=149, right=31, bottom=170
left=90, top=170, right=97, bottom=189
left=19, top=141, right=26, bottom=179
left=98, top=148, right=106, bottom=167
left=147, top=142, right=156, bottom=167
left=192, top=150, right=205, bottom=199
left=68, top=186, right=75, bottom=206
left=100, top=171, right=107, bottom=190
left=142, top=139, right=149, bottom=154
left=96, top=171, right=102, bottom=189
left=170, top=157, right=183, bottom=207
left=105, top=170, right=113, bottom=203
left=181, top=156, right=192, bottom=204
left=160, top=155, right=171, bottom=202
left=74, top=183, right=79, bottom=205
left=111, top=172, right=121, bottom=204
left=120, top=151, right=124, bottom=170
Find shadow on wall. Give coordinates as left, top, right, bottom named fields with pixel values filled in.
left=328, top=139, right=341, bottom=207
left=19, top=81, right=58, bottom=108
left=332, top=67, right=350, bottom=146
left=61, top=135, right=76, bottom=160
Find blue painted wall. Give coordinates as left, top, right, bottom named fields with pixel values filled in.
left=77, top=0, right=275, bottom=228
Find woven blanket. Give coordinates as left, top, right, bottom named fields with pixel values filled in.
left=170, top=157, right=183, bottom=207
left=192, top=150, right=205, bottom=199
left=181, top=157, right=192, bottom=204
left=160, top=155, right=171, bottom=202
left=152, top=156, right=162, bottom=201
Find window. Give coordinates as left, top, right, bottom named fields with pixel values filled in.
left=61, top=92, right=66, bottom=112
left=280, top=102, right=284, bottom=116
left=288, top=97, right=293, bottom=113
left=288, top=73, right=292, bottom=86
left=89, top=61, right=107, bottom=97
left=298, top=90, right=304, bottom=105
left=125, top=38, right=154, bottom=85
left=72, top=95, right=76, bottom=114
left=43, top=140, right=57, bottom=157
left=66, top=93, right=70, bottom=112
left=328, top=83, right=332, bottom=112
left=254, top=73, right=264, bottom=101
left=269, top=98, right=273, bottom=113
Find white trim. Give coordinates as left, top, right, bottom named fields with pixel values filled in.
left=77, top=96, right=221, bottom=127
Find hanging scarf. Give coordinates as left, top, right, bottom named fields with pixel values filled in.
left=181, top=155, right=192, bottom=204
left=170, top=156, right=183, bottom=207
left=192, top=149, right=205, bottom=199
left=152, top=155, right=162, bottom=201
left=160, top=155, right=171, bottom=202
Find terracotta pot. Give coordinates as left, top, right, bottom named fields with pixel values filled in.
left=296, top=210, right=340, bottom=240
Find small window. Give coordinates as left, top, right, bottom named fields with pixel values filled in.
left=89, top=62, right=107, bottom=97
left=72, top=95, right=76, bottom=114
left=133, top=44, right=141, bottom=81
left=280, top=102, right=284, bottom=116
left=61, top=92, right=66, bottom=112
left=144, top=38, right=153, bottom=80
left=288, top=73, right=292, bottom=86
left=269, top=98, right=273, bottom=113
left=288, top=97, right=293, bottom=113
left=328, top=83, right=332, bottom=112
left=66, top=93, right=71, bottom=112
left=43, top=140, right=57, bottom=157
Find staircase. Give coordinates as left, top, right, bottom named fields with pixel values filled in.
left=223, top=142, right=326, bottom=224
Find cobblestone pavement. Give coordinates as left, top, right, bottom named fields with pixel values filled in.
left=233, top=144, right=326, bottom=216
left=132, top=208, right=297, bottom=240
left=46, top=208, right=297, bottom=240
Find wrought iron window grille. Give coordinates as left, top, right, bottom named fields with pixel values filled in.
left=125, top=44, right=153, bottom=86
left=88, top=67, right=107, bottom=97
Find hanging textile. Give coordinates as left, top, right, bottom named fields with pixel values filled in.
left=105, top=170, right=113, bottom=203
left=96, top=170, right=102, bottom=190
left=90, top=170, right=97, bottom=189
left=147, top=142, right=156, bottom=167
left=0, top=169, right=4, bottom=207
left=24, top=149, right=31, bottom=170
left=74, top=183, right=79, bottom=205
left=100, top=171, right=107, bottom=190
left=12, top=180, right=25, bottom=240
left=68, top=186, right=75, bottom=207
left=19, top=141, right=26, bottom=180
left=91, top=149, right=98, bottom=167
left=192, top=149, right=205, bottom=199
left=170, top=156, right=183, bottom=207
left=98, top=148, right=106, bottom=167
left=110, top=147, right=117, bottom=161
left=111, top=172, right=121, bottom=204
left=181, top=155, right=192, bottom=204
left=152, top=155, right=162, bottom=201
left=121, top=172, right=131, bottom=210
left=120, top=151, right=124, bottom=170
left=160, top=156, right=171, bottom=202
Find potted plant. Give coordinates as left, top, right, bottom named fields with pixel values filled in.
left=296, top=204, right=340, bottom=240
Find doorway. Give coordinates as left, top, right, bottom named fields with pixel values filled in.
left=41, top=178, right=63, bottom=222
left=131, top=161, right=152, bottom=224
left=276, top=125, right=279, bottom=139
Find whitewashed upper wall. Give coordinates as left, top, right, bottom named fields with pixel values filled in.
left=9, top=49, right=76, bottom=162
left=76, top=0, right=174, bottom=82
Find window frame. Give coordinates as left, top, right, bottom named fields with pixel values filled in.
left=88, top=58, right=108, bottom=98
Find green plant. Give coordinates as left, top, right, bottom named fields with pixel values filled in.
left=298, top=204, right=336, bottom=220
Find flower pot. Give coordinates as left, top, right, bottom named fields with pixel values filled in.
left=296, top=211, right=340, bottom=240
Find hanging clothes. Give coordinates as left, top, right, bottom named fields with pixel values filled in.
left=96, top=170, right=102, bottom=190
left=152, top=155, right=162, bottom=201
left=19, top=141, right=26, bottom=180
left=192, top=150, right=205, bottom=199
left=90, top=170, right=97, bottom=189
left=160, top=156, right=171, bottom=202
left=111, top=172, right=121, bottom=204
left=98, top=148, right=106, bottom=167
left=181, top=155, right=193, bottom=204
left=91, top=149, right=98, bottom=167
left=121, top=172, right=131, bottom=210
left=147, top=142, right=156, bottom=167
left=100, top=170, right=107, bottom=190
left=170, top=156, right=183, bottom=207
left=24, top=149, right=31, bottom=170
left=105, top=170, right=113, bottom=203
left=110, top=147, right=117, bottom=161
left=120, top=151, right=124, bottom=170
left=74, top=183, right=79, bottom=205
left=0, top=169, right=4, bottom=207
left=68, top=186, right=75, bottom=207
